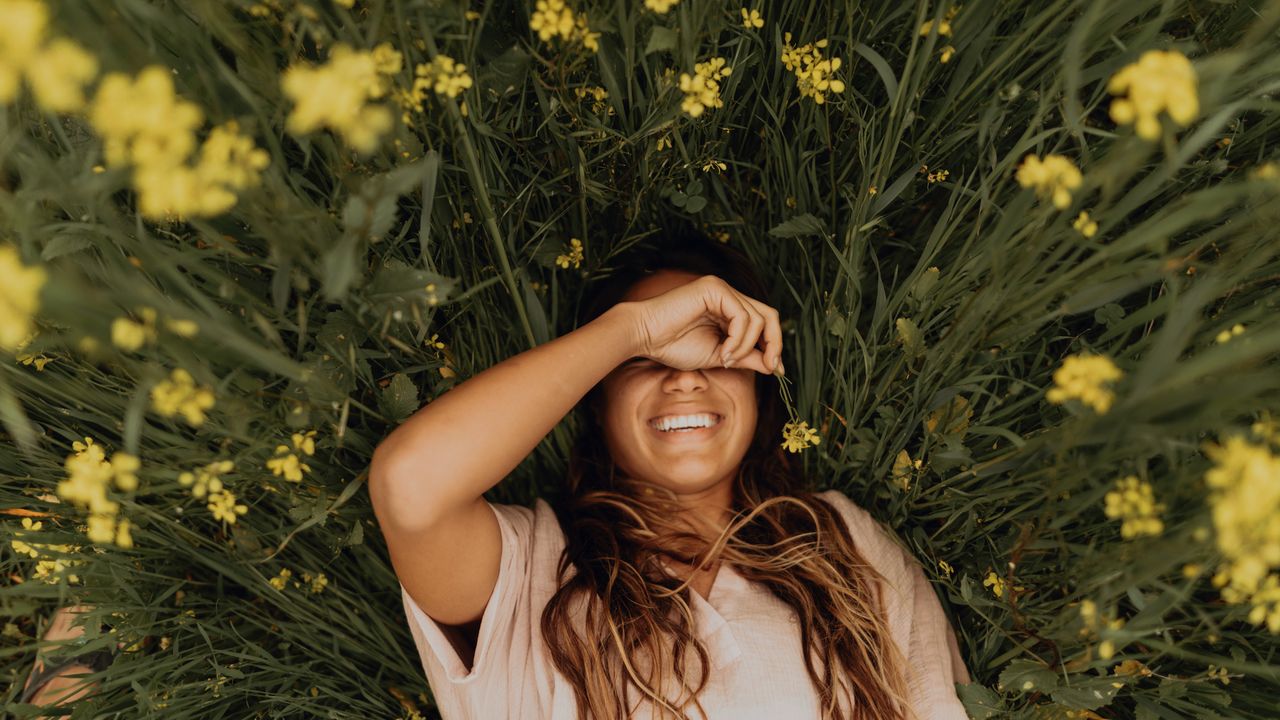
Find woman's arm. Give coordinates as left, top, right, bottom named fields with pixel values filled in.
left=368, top=302, right=641, bottom=531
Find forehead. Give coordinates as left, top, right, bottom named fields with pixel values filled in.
left=620, top=269, right=702, bottom=303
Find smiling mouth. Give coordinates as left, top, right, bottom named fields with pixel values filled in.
left=648, top=414, right=723, bottom=434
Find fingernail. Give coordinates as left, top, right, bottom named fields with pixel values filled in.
left=722, top=351, right=732, bottom=367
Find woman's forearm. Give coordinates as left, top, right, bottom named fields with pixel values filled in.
left=368, top=301, right=640, bottom=530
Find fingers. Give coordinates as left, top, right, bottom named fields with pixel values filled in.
left=722, top=289, right=781, bottom=376
left=742, top=296, right=783, bottom=374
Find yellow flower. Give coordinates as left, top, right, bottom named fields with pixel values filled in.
left=891, top=449, right=921, bottom=491
left=781, top=420, right=821, bottom=453
left=529, top=0, right=598, bottom=52
left=267, top=441, right=312, bottom=483
left=1073, top=210, right=1098, bottom=238
left=645, top=0, right=679, bottom=13
left=938, top=559, right=954, bottom=578
left=780, top=33, right=845, bottom=105
left=110, top=452, right=140, bottom=492
left=679, top=56, right=731, bottom=118
left=740, top=8, right=763, bottom=29
left=1045, top=352, right=1123, bottom=414
left=179, top=459, right=233, bottom=500
left=1103, top=475, right=1165, bottom=539
left=701, top=158, right=727, bottom=173
left=927, top=168, right=949, bottom=183
left=90, top=66, right=204, bottom=169
left=207, top=489, right=247, bottom=524
left=1214, top=323, right=1245, bottom=344
left=150, top=367, right=216, bottom=427
left=918, top=18, right=953, bottom=37
left=983, top=571, right=1004, bottom=598
left=282, top=44, right=395, bottom=154
left=1016, top=154, right=1083, bottom=210
left=165, top=318, right=200, bottom=338
left=1108, top=50, right=1198, bottom=141
left=416, top=54, right=473, bottom=99
left=940, top=45, right=956, bottom=63
left=555, top=238, right=584, bottom=270
left=24, top=37, right=98, bottom=112
left=0, top=243, right=46, bottom=353
left=292, top=429, right=318, bottom=456
left=269, top=567, right=292, bottom=590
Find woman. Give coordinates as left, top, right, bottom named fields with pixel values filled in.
left=369, top=227, right=971, bottom=719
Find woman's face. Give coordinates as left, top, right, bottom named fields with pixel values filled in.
left=596, top=270, right=758, bottom=508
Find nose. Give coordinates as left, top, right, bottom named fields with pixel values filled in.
left=661, top=367, right=708, bottom=393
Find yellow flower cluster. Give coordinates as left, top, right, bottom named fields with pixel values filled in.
left=1103, top=475, right=1165, bottom=539
left=14, top=329, right=52, bottom=370
left=1045, top=352, right=1123, bottom=414
left=781, top=420, right=821, bottom=453
left=417, top=55, right=473, bottom=99
left=555, top=238, right=584, bottom=269
left=645, top=0, right=679, bottom=13
left=9, top=517, right=82, bottom=583
left=740, top=8, right=763, bottom=29
left=57, top=436, right=137, bottom=547
left=208, top=489, right=247, bottom=525
left=1202, top=435, right=1280, bottom=633
left=150, top=367, right=216, bottom=427
left=268, top=567, right=329, bottom=593
left=1107, top=49, right=1198, bottom=141
left=1015, top=153, right=1083, bottom=210
left=574, top=85, right=611, bottom=115
left=1073, top=210, right=1098, bottom=238
left=679, top=57, right=732, bottom=118
left=91, top=68, right=269, bottom=220
left=282, top=43, right=402, bottom=154
left=179, top=459, right=234, bottom=500
left=269, top=567, right=293, bottom=591
left=266, top=429, right=317, bottom=482
left=529, top=0, right=600, bottom=53
left=780, top=33, right=846, bottom=105
left=0, top=0, right=98, bottom=112
left=0, top=243, right=47, bottom=354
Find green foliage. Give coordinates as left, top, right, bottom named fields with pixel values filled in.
left=2, top=0, right=1280, bottom=718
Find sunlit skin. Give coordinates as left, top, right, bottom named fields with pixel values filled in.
left=597, top=270, right=759, bottom=552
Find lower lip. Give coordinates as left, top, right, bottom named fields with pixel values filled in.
left=649, top=417, right=724, bottom=443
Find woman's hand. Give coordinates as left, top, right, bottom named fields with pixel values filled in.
left=627, top=275, right=784, bottom=376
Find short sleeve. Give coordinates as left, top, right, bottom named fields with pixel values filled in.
left=400, top=500, right=535, bottom=686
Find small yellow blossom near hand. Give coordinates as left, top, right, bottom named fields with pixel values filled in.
left=983, top=571, right=1004, bottom=598
left=740, top=8, right=763, bottom=29
left=0, top=243, right=47, bottom=353
left=1016, top=154, right=1083, bottom=210
left=555, top=238, right=584, bottom=269
left=1045, top=352, right=1123, bottom=414
left=781, top=420, right=821, bottom=453
left=1107, top=49, right=1198, bottom=141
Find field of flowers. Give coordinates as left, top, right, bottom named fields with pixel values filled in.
left=2, top=0, right=1279, bottom=717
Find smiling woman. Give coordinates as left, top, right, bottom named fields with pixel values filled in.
left=371, top=224, right=970, bottom=720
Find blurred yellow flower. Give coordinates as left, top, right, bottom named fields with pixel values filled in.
left=267, top=437, right=313, bottom=482
left=940, top=45, right=956, bottom=63
left=645, top=0, right=679, bottom=13
left=0, top=243, right=46, bottom=353
left=1045, top=352, right=1123, bottom=414
left=165, top=318, right=200, bottom=338
left=110, top=452, right=140, bottom=492
left=918, top=18, right=953, bottom=37
left=150, top=367, right=216, bottom=427
left=1016, top=153, right=1083, bottom=210
left=740, top=8, right=763, bottom=29
left=780, top=33, right=844, bottom=105
left=1103, top=475, right=1164, bottom=539
left=179, top=459, right=234, bottom=500
left=1214, top=323, right=1244, bottom=344
left=1108, top=49, right=1198, bottom=141
left=91, top=66, right=203, bottom=169
left=282, top=44, right=396, bottom=154
left=269, top=567, right=292, bottom=590
left=0, top=1, right=99, bottom=112
left=416, top=54, right=473, bottom=99
left=781, top=420, right=821, bottom=453
left=292, top=429, right=318, bottom=456
left=680, top=56, right=731, bottom=118
left=555, top=238, right=584, bottom=269
left=1073, top=210, right=1098, bottom=238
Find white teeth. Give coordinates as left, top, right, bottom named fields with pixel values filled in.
left=651, top=413, right=720, bottom=432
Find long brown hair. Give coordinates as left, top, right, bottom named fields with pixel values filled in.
left=539, top=225, right=915, bottom=720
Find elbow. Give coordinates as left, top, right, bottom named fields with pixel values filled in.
left=367, top=446, right=446, bottom=531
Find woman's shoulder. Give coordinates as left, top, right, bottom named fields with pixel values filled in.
left=810, top=489, right=915, bottom=573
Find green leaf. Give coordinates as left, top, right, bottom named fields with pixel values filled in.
left=379, top=373, right=419, bottom=424
left=41, top=233, right=93, bottom=261
left=852, top=42, right=899, bottom=102
left=645, top=26, right=678, bottom=55
left=1051, top=674, right=1122, bottom=710
left=998, top=659, right=1060, bottom=695
left=957, top=682, right=1004, bottom=719
left=767, top=213, right=827, bottom=238
left=684, top=195, right=707, bottom=213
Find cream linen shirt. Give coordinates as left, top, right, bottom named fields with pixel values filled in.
left=400, top=489, right=972, bottom=719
